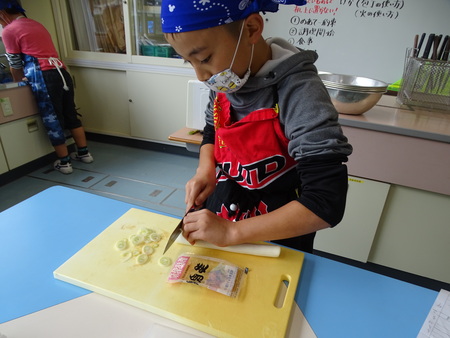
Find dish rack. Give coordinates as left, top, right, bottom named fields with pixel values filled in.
left=397, top=48, right=450, bottom=111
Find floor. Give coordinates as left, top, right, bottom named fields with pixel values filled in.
left=0, top=140, right=199, bottom=217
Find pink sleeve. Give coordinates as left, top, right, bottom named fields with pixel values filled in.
left=2, top=27, right=21, bottom=54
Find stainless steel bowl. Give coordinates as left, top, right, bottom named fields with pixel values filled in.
left=319, top=73, right=388, bottom=115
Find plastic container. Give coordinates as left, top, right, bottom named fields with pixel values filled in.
left=141, top=44, right=175, bottom=58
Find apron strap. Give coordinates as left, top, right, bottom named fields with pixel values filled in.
left=40, top=57, right=69, bottom=91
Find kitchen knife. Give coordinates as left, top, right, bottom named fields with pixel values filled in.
left=416, top=33, right=426, bottom=57
left=431, top=35, right=442, bottom=60
left=163, top=206, right=195, bottom=254
left=422, top=33, right=435, bottom=59
left=440, top=35, right=450, bottom=61
left=413, top=34, right=419, bottom=57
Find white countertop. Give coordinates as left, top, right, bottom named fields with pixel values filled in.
left=338, top=95, right=450, bottom=143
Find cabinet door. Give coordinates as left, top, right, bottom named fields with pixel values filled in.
left=314, top=176, right=390, bottom=262
left=127, top=70, right=194, bottom=143
left=0, top=116, right=53, bottom=170
left=71, top=67, right=131, bottom=137
left=0, top=145, right=8, bottom=174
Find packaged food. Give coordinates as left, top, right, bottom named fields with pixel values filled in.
left=167, top=253, right=248, bottom=298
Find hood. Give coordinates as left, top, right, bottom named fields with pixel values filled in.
left=236, top=38, right=319, bottom=94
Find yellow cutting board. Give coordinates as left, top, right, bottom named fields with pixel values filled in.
left=54, top=208, right=304, bottom=338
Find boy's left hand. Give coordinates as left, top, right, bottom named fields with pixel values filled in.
left=182, top=209, right=236, bottom=247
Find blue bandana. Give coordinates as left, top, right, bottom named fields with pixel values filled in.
left=161, top=0, right=306, bottom=33
left=0, top=0, right=25, bottom=12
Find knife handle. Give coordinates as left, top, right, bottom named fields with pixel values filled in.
left=441, top=36, right=450, bottom=61
left=437, top=35, right=448, bottom=60
left=432, top=35, right=442, bottom=60
left=422, top=33, right=435, bottom=59
left=413, top=34, right=419, bottom=57
left=416, top=33, right=426, bottom=57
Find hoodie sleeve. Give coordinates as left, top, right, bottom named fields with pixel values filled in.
left=277, top=54, right=353, bottom=226
left=201, top=89, right=217, bottom=146
left=296, top=153, right=349, bottom=226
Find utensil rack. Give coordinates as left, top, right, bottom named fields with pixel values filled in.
left=397, top=48, right=450, bottom=111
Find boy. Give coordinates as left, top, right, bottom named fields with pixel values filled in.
left=162, top=0, right=352, bottom=252
left=0, top=0, right=93, bottom=174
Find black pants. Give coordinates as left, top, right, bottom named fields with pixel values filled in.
left=42, top=68, right=81, bottom=130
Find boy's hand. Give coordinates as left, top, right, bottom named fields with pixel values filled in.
left=185, top=169, right=216, bottom=211
left=182, top=209, right=237, bottom=247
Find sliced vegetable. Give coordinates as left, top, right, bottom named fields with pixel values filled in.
left=149, top=232, right=161, bottom=242
left=130, top=234, right=144, bottom=246
left=121, top=251, right=132, bottom=262
left=136, top=253, right=148, bottom=265
left=114, top=227, right=164, bottom=266
left=139, top=227, right=154, bottom=236
left=114, top=239, right=128, bottom=251
left=142, top=244, right=154, bottom=255
left=158, top=256, right=172, bottom=267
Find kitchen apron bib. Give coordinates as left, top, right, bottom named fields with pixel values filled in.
left=20, top=54, right=66, bottom=146
left=205, top=92, right=298, bottom=221
left=205, top=92, right=316, bottom=252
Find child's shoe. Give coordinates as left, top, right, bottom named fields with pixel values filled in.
left=70, top=152, right=94, bottom=163
left=54, top=159, right=73, bottom=174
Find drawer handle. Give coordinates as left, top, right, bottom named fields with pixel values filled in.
left=27, top=119, right=39, bottom=133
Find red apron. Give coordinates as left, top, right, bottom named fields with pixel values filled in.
left=214, top=92, right=297, bottom=190
left=206, top=92, right=298, bottom=221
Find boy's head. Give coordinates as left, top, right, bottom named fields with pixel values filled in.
left=0, top=0, right=24, bottom=13
left=161, top=0, right=307, bottom=92
left=165, top=19, right=258, bottom=89
left=0, top=0, right=25, bottom=27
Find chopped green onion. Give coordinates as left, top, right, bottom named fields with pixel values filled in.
left=136, top=254, right=148, bottom=265
left=142, top=244, right=154, bottom=255
left=130, top=234, right=144, bottom=246
left=114, top=239, right=128, bottom=251
left=139, top=227, right=154, bottom=236
left=158, top=256, right=172, bottom=267
left=149, top=232, right=161, bottom=242
left=121, top=251, right=132, bottom=262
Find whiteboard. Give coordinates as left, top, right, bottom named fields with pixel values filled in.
left=262, top=0, right=450, bottom=84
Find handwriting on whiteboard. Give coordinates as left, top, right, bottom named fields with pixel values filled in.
left=285, top=0, right=405, bottom=47
left=418, top=289, right=450, bottom=338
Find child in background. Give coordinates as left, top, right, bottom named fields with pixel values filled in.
left=0, top=0, right=93, bottom=174
left=162, top=0, right=353, bottom=252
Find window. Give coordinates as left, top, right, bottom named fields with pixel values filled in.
left=131, top=0, right=176, bottom=58
left=66, top=0, right=126, bottom=54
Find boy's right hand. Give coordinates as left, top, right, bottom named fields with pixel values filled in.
left=185, top=169, right=216, bottom=212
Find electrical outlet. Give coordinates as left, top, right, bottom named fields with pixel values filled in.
left=0, top=97, right=13, bottom=117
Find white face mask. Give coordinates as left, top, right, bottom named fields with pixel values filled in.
left=203, top=22, right=254, bottom=93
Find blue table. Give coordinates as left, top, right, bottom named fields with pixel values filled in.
left=0, top=186, right=437, bottom=337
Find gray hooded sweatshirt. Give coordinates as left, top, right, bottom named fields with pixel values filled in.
left=202, top=37, right=353, bottom=228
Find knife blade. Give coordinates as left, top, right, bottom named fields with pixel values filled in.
left=163, top=206, right=195, bottom=254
